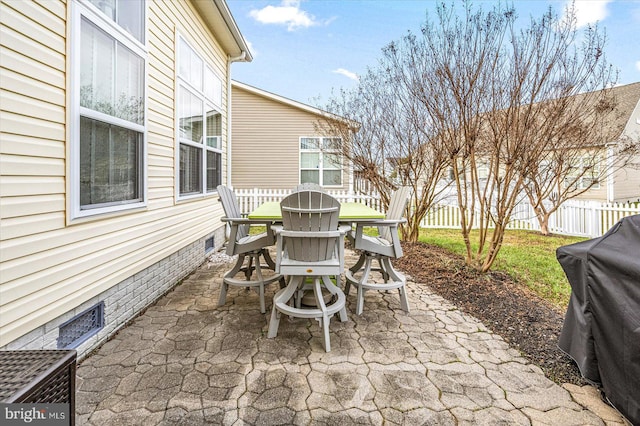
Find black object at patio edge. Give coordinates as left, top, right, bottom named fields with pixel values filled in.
left=556, top=214, right=640, bottom=426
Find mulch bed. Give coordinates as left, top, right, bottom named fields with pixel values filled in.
left=395, top=241, right=586, bottom=385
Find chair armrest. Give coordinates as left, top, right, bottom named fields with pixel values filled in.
left=221, top=216, right=276, bottom=226
left=278, top=230, right=344, bottom=238
left=352, top=218, right=406, bottom=227
left=338, top=224, right=352, bottom=235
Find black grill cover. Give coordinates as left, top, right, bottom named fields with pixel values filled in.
left=557, top=214, right=640, bottom=425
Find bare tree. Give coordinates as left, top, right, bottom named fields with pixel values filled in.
left=316, top=63, right=451, bottom=242
left=319, top=1, right=621, bottom=271
left=521, top=86, right=640, bottom=235
left=395, top=1, right=617, bottom=271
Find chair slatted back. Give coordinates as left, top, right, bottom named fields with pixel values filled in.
left=280, top=190, right=340, bottom=262
left=217, top=185, right=249, bottom=240
left=380, top=186, right=411, bottom=241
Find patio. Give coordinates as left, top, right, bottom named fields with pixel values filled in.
left=75, top=250, right=625, bottom=425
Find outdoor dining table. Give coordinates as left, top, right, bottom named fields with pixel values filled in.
left=248, top=201, right=387, bottom=301
left=247, top=201, right=385, bottom=222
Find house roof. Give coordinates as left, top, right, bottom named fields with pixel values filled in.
left=190, top=0, right=253, bottom=61
left=598, top=81, right=640, bottom=141
left=231, top=80, right=357, bottom=130
left=231, top=80, right=332, bottom=116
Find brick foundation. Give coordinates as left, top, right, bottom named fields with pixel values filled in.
left=1, top=227, right=226, bottom=359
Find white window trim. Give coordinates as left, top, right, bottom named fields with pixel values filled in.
left=299, top=137, right=343, bottom=187
left=175, top=33, right=224, bottom=201
left=69, top=0, right=148, bottom=219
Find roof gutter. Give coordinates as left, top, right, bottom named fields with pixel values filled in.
left=212, top=0, right=253, bottom=61
left=227, top=51, right=248, bottom=187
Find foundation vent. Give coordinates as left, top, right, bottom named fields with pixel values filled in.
left=57, top=302, right=104, bottom=349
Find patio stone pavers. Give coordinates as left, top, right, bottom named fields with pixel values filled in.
left=75, top=250, right=626, bottom=425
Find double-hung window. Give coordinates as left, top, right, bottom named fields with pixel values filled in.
left=176, top=36, right=223, bottom=198
left=72, top=0, right=146, bottom=218
left=300, top=137, right=342, bottom=186
left=565, top=156, right=601, bottom=190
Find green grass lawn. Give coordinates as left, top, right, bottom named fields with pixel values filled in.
left=417, top=228, right=587, bottom=309
left=249, top=224, right=585, bottom=309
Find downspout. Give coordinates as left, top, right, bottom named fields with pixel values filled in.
left=606, top=142, right=615, bottom=202
left=226, top=52, right=246, bottom=188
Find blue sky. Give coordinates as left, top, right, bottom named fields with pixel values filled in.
left=227, top=0, right=640, bottom=106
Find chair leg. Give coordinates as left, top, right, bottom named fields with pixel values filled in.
left=322, top=313, right=331, bottom=352
left=267, top=304, right=281, bottom=338
left=314, top=278, right=331, bottom=352
left=245, top=255, right=254, bottom=280
left=322, top=276, right=347, bottom=323
left=262, top=248, right=276, bottom=270
left=355, top=257, right=373, bottom=316
left=268, top=276, right=303, bottom=339
left=219, top=254, right=245, bottom=307
left=218, top=281, right=228, bottom=307
left=381, top=257, right=409, bottom=312
left=254, top=253, right=266, bottom=313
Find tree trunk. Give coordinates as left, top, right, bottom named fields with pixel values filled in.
left=539, top=213, right=551, bottom=236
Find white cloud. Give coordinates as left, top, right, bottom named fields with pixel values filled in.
left=333, top=68, right=359, bottom=82
left=636, top=61, right=640, bottom=72
left=565, top=0, right=613, bottom=28
left=249, top=0, right=319, bottom=31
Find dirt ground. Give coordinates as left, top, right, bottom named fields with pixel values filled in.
left=395, top=242, right=586, bottom=386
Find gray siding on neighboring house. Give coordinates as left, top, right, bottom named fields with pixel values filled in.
left=231, top=82, right=350, bottom=191
left=611, top=162, right=640, bottom=202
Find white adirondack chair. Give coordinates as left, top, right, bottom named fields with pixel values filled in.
left=345, top=186, right=411, bottom=315
left=267, top=190, right=349, bottom=352
left=217, top=185, right=284, bottom=313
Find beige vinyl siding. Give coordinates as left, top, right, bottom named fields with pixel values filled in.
left=231, top=85, right=349, bottom=190
left=612, top=162, right=640, bottom=202
left=0, top=0, right=230, bottom=347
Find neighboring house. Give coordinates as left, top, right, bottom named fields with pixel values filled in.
left=576, top=81, right=640, bottom=202
left=0, top=0, right=250, bottom=356
left=442, top=82, right=640, bottom=203
left=230, top=80, right=351, bottom=191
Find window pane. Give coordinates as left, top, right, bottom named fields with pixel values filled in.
left=180, top=144, right=202, bottom=195
left=301, top=170, right=319, bottom=184
left=116, top=44, right=144, bottom=124
left=88, top=0, right=115, bottom=20
left=323, top=170, right=342, bottom=185
left=301, top=138, right=320, bottom=150
left=81, top=18, right=144, bottom=124
left=205, top=108, right=221, bottom=148
left=178, top=86, right=203, bottom=143
left=87, top=0, right=144, bottom=43
left=178, top=38, right=190, bottom=82
left=117, top=0, right=144, bottom=42
left=81, top=18, right=114, bottom=114
left=204, top=67, right=222, bottom=106
left=207, top=151, right=221, bottom=191
left=80, top=117, right=141, bottom=207
left=178, top=39, right=202, bottom=91
left=323, top=137, right=341, bottom=150
left=301, top=152, right=319, bottom=169
left=323, top=153, right=341, bottom=169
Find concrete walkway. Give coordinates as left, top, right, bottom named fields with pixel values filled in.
left=76, top=250, right=626, bottom=425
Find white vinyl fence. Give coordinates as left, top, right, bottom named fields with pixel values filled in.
left=234, top=188, right=639, bottom=238
left=422, top=199, right=639, bottom=237
left=233, top=188, right=384, bottom=214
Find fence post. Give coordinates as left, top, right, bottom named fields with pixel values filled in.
left=589, top=201, right=600, bottom=238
